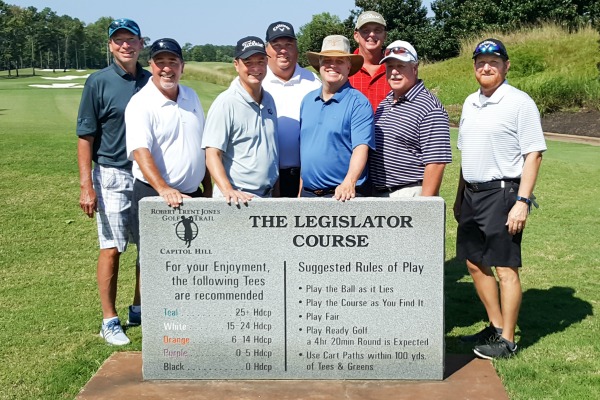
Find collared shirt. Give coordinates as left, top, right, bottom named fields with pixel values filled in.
left=125, top=79, right=206, bottom=194
left=202, top=78, right=279, bottom=195
left=370, top=80, right=452, bottom=188
left=300, top=81, right=375, bottom=190
left=262, top=65, right=321, bottom=169
left=458, top=81, right=547, bottom=183
left=76, top=62, right=151, bottom=168
left=348, top=48, right=389, bottom=112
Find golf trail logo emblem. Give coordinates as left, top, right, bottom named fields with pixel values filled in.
left=175, top=216, right=198, bottom=248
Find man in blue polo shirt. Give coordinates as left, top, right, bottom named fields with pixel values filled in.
left=300, top=35, right=375, bottom=201
left=369, top=40, right=451, bottom=197
left=76, top=18, right=151, bottom=345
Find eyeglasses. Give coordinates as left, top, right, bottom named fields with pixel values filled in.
left=108, top=19, right=140, bottom=37
left=384, top=47, right=416, bottom=60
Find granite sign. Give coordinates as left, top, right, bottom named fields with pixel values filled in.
left=139, top=198, right=445, bottom=380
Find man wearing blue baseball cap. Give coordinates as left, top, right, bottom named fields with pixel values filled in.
left=203, top=36, right=279, bottom=205
left=454, top=38, right=546, bottom=359
left=76, top=18, right=150, bottom=346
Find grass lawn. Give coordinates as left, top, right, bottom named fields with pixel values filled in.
left=1, top=69, right=599, bottom=399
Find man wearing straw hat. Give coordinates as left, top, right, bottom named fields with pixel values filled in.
left=299, top=35, right=375, bottom=201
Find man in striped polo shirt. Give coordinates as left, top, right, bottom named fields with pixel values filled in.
left=369, top=40, right=452, bottom=197
left=454, top=38, right=546, bottom=359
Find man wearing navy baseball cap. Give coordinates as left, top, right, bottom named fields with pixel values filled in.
left=203, top=36, right=279, bottom=205
left=263, top=22, right=320, bottom=197
left=76, top=18, right=150, bottom=346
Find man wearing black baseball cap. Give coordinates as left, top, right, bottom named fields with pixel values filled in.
left=454, top=37, right=546, bottom=359
left=126, top=37, right=213, bottom=274
left=76, top=18, right=150, bottom=346
left=203, top=36, right=279, bottom=205
left=263, top=22, right=320, bottom=197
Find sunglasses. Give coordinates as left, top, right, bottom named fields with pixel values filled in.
left=473, top=42, right=506, bottom=58
left=108, top=19, right=140, bottom=36
left=384, top=46, right=416, bottom=60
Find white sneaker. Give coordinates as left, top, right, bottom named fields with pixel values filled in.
left=99, top=319, right=130, bottom=346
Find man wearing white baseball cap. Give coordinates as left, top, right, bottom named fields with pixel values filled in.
left=369, top=40, right=452, bottom=197
left=299, top=35, right=375, bottom=202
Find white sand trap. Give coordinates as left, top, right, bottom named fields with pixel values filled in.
left=41, top=74, right=90, bottom=80
left=29, top=83, right=84, bottom=89
left=40, top=69, right=71, bottom=72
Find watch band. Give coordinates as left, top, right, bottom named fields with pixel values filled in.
left=516, top=195, right=531, bottom=205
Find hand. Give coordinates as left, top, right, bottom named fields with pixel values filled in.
left=334, top=180, right=356, bottom=202
left=158, top=187, right=190, bottom=208
left=222, top=189, right=254, bottom=206
left=79, top=187, right=97, bottom=218
left=506, top=201, right=529, bottom=235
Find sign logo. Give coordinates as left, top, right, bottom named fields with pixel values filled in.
left=175, top=216, right=198, bottom=247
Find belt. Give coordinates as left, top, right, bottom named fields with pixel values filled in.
left=466, top=179, right=520, bottom=192
left=375, top=181, right=422, bottom=193
left=303, top=187, right=336, bottom=196
left=280, top=167, right=300, bottom=176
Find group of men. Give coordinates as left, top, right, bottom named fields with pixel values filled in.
left=76, top=12, right=546, bottom=360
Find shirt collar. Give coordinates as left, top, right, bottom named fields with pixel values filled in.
left=147, top=78, right=184, bottom=106
left=475, top=80, right=509, bottom=106
left=266, top=65, right=302, bottom=85
left=383, top=79, right=424, bottom=105
left=111, top=62, right=143, bottom=80
left=314, top=81, right=352, bottom=103
left=232, top=77, right=262, bottom=105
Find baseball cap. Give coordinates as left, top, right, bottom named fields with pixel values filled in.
left=108, top=18, right=141, bottom=38
left=472, top=38, right=509, bottom=60
left=355, top=11, right=386, bottom=30
left=266, top=21, right=296, bottom=43
left=235, top=36, right=267, bottom=59
left=380, top=40, right=418, bottom=64
left=149, top=38, right=183, bottom=60
left=306, top=35, right=364, bottom=77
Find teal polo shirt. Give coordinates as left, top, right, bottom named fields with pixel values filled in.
left=76, top=62, right=150, bottom=168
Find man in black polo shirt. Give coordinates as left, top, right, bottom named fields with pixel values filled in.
left=369, top=40, right=451, bottom=197
left=76, top=18, right=151, bottom=345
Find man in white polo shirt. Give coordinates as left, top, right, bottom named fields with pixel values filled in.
left=454, top=38, right=546, bottom=360
left=262, top=21, right=320, bottom=197
left=126, top=38, right=212, bottom=253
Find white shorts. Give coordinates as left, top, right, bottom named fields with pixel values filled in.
left=93, top=165, right=133, bottom=252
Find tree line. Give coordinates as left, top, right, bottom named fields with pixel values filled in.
left=1, top=0, right=598, bottom=76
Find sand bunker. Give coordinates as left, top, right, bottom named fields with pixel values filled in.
left=41, top=74, right=90, bottom=80
left=29, top=83, right=84, bottom=89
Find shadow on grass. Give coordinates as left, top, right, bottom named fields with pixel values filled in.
left=444, top=257, right=592, bottom=351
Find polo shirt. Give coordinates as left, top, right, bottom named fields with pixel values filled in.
left=76, top=62, right=151, bottom=168
left=262, top=65, right=321, bottom=169
left=458, top=81, right=547, bottom=183
left=348, top=49, right=389, bottom=112
left=300, top=81, right=375, bottom=190
left=202, top=78, right=279, bottom=195
left=370, top=80, right=452, bottom=188
left=125, top=79, right=206, bottom=194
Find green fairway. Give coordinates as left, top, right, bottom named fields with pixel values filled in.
left=1, top=69, right=599, bottom=399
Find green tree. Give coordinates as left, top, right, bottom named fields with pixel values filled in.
left=296, top=12, right=348, bottom=67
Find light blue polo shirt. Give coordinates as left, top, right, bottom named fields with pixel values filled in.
left=299, top=81, right=375, bottom=190
left=202, top=78, right=279, bottom=195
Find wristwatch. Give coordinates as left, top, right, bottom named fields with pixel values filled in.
left=516, top=196, right=531, bottom=205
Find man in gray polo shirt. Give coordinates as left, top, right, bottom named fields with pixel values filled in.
left=203, top=36, right=279, bottom=205
left=76, top=18, right=150, bottom=345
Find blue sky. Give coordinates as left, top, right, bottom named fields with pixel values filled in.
left=8, top=0, right=432, bottom=46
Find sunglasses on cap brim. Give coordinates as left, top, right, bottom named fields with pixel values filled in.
left=384, top=47, right=416, bottom=60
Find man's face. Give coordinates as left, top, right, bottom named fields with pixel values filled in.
left=474, top=54, right=510, bottom=93
left=319, top=56, right=351, bottom=86
left=235, top=53, right=268, bottom=87
left=353, top=22, right=386, bottom=53
left=266, top=37, right=298, bottom=75
left=150, top=52, right=184, bottom=91
left=385, top=59, right=418, bottom=97
left=108, top=29, right=143, bottom=66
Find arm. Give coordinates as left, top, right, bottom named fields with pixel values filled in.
left=205, top=147, right=254, bottom=205
left=133, top=148, right=189, bottom=208
left=335, top=144, right=369, bottom=202
left=453, top=168, right=466, bottom=223
left=421, top=163, right=447, bottom=196
left=506, top=151, right=543, bottom=235
left=77, top=136, right=96, bottom=218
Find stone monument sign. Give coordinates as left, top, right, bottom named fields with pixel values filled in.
left=139, top=198, right=445, bottom=380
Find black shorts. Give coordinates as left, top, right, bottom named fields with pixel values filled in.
left=456, top=181, right=523, bottom=267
